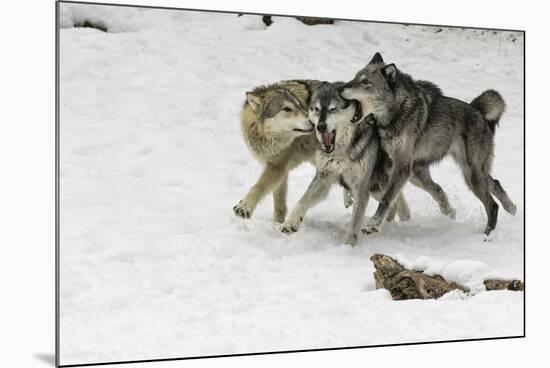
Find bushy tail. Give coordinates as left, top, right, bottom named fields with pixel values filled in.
left=470, top=90, right=506, bottom=133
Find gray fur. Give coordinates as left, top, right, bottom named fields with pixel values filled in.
left=280, top=82, right=410, bottom=245
left=340, top=52, right=516, bottom=236
left=470, top=89, right=506, bottom=132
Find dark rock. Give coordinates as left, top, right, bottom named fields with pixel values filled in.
left=260, top=15, right=334, bottom=27
left=295, top=17, right=335, bottom=26
left=262, top=15, right=273, bottom=27
left=73, top=20, right=108, bottom=32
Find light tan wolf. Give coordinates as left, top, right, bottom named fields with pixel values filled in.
left=233, top=80, right=323, bottom=223
left=233, top=79, right=410, bottom=224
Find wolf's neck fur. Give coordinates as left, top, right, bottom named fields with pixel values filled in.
left=329, top=120, right=375, bottom=162
left=376, top=69, right=442, bottom=129
left=334, top=121, right=357, bottom=151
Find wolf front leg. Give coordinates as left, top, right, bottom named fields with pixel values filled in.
left=281, top=171, right=334, bottom=233
left=363, top=147, right=414, bottom=235
left=346, top=153, right=377, bottom=245
left=343, top=188, right=354, bottom=208
left=233, top=164, right=286, bottom=219
left=395, top=192, right=411, bottom=221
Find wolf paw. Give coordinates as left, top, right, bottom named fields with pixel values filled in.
left=345, top=232, right=358, bottom=246
left=280, top=216, right=302, bottom=234
left=362, top=218, right=382, bottom=235
left=484, top=225, right=495, bottom=236
left=233, top=200, right=253, bottom=219
left=398, top=209, right=411, bottom=222
left=504, top=203, right=517, bottom=216
left=447, top=208, right=457, bottom=220
left=280, top=225, right=298, bottom=234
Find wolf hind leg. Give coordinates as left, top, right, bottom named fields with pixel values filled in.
left=395, top=192, right=411, bottom=221
left=273, top=173, right=288, bottom=223
left=364, top=162, right=411, bottom=234
left=233, top=164, right=286, bottom=219
left=452, top=141, right=499, bottom=235
left=371, top=189, right=409, bottom=222
left=489, top=175, right=517, bottom=215
left=410, top=164, right=456, bottom=219
left=346, top=153, right=378, bottom=245
left=386, top=203, right=398, bottom=222
left=467, top=168, right=499, bottom=235
left=371, top=190, right=394, bottom=222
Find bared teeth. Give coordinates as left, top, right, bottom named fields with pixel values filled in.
left=351, top=100, right=362, bottom=123
left=320, top=130, right=336, bottom=153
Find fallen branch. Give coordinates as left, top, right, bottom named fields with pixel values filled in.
left=370, top=254, right=524, bottom=300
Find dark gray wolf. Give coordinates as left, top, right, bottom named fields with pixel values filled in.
left=280, top=82, right=411, bottom=245
left=340, top=52, right=516, bottom=236
left=234, top=80, right=352, bottom=223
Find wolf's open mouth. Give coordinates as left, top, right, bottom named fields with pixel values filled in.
left=350, top=100, right=363, bottom=123
left=320, top=129, right=336, bottom=153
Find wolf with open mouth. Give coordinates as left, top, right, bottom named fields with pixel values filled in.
left=280, top=81, right=411, bottom=245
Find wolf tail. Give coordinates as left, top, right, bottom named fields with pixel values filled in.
left=470, top=90, right=506, bottom=133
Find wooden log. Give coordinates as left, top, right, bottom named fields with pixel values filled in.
left=370, top=254, right=523, bottom=300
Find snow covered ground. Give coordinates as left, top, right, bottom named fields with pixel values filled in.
left=58, top=3, right=524, bottom=365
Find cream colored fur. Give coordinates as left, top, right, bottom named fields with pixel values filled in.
left=233, top=80, right=322, bottom=222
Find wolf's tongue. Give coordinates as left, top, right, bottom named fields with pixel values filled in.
left=322, top=131, right=334, bottom=147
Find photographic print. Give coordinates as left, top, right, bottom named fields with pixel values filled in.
left=56, top=1, right=525, bottom=366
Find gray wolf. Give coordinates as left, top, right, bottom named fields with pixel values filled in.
left=340, top=52, right=516, bottom=236
left=234, top=80, right=352, bottom=223
left=280, top=82, right=411, bottom=245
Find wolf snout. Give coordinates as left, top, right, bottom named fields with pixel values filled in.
left=316, top=122, right=327, bottom=132
left=337, top=82, right=352, bottom=96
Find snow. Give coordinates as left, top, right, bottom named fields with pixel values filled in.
left=58, top=3, right=524, bottom=365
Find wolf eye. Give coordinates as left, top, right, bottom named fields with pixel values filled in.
left=282, top=107, right=293, bottom=112
left=361, top=79, right=372, bottom=87
left=342, top=100, right=350, bottom=109
left=314, top=107, right=320, bottom=113
left=329, top=107, right=337, bottom=112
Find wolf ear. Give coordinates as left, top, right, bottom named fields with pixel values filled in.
left=246, top=92, right=262, bottom=112
left=382, top=64, right=397, bottom=84
left=369, top=52, right=384, bottom=65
